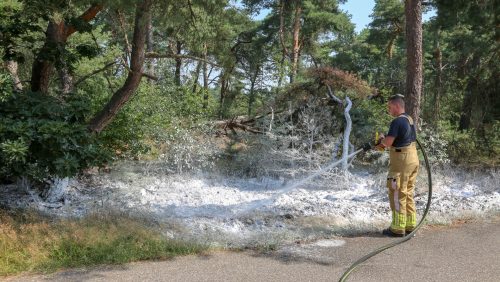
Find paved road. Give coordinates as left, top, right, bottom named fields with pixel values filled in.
left=6, top=218, right=500, bottom=282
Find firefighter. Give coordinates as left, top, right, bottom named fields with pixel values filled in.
left=376, top=94, right=419, bottom=237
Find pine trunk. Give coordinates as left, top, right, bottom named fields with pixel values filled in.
left=248, top=66, right=260, bottom=116
left=203, top=43, right=209, bottom=109
left=146, top=11, right=155, bottom=82
left=405, top=0, right=423, bottom=130
left=88, top=0, right=152, bottom=133
left=4, top=60, right=23, bottom=91
left=290, top=2, right=302, bottom=83
left=30, top=5, right=103, bottom=93
left=175, top=41, right=182, bottom=86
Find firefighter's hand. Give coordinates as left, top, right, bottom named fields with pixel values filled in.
left=375, top=142, right=385, bottom=151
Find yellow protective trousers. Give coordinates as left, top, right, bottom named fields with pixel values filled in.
left=387, top=142, right=419, bottom=234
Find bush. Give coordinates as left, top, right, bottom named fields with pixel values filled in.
left=0, top=82, right=110, bottom=181
left=437, top=120, right=500, bottom=166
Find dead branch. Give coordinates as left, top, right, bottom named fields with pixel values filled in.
left=145, top=52, right=221, bottom=67
left=74, top=61, right=117, bottom=86
left=214, top=119, right=266, bottom=135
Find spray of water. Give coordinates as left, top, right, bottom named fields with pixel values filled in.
left=235, top=148, right=364, bottom=215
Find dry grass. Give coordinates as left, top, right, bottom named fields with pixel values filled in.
left=0, top=210, right=206, bottom=276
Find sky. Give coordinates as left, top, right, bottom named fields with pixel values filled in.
left=245, top=0, right=437, bottom=34
left=340, top=0, right=437, bottom=33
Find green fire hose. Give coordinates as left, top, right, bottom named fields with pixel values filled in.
left=339, top=138, right=432, bottom=281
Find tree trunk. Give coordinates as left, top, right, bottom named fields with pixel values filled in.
left=145, top=10, right=155, bottom=82
left=278, top=0, right=289, bottom=57
left=58, top=64, right=73, bottom=95
left=30, top=21, right=65, bottom=93
left=4, top=60, right=23, bottom=91
left=432, top=27, right=442, bottom=124
left=174, top=40, right=182, bottom=86
left=192, top=60, right=202, bottom=94
left=277, top=50, right=286, bottom=95
left=30, top=5, right=103, bottom=93
left=88, top=0, right=152, bottom=133
left=458, top=54, right=480, bottom=131
left=248, top=65, right=260, bottom=116
left=202, top=45, right=209, bottom=109
left=219, top=71, right=228, bottom=118
left=405, top=0, right=423, bottom=130
left=290, top=2, right=302, bottom=83
left=203, top=54, right=208, bottom=109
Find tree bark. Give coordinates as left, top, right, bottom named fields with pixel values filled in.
left=30, top=4, right=103, bottom=93
left=219, top=71, right=229, bottom=118
left=458, top=54, right=480, bottom=131
left=405, top=0, right=423, bottom=130
left=277, top=50, right=286, bottom=95
left=290, top=1, right=302, bottom=83
left=202, top=43, right=209, bottom=109
left=248, top=65, right=260, bottom=116
left=192, top=60, right=202, bottom=94
left=278, top=0, right=290, bottom=57
left=4, top=60, right=23, bottom=91
left=58, top=64, right=74, bottom=95
left=88, top=0, right=152, bottom=133
left=30, top=21, right=65, bottom=93
left=145, top=10, right=155, bottom=82
left=386, top=22, right=402, bottom=59
left=174, top=40, right=182, bottom=86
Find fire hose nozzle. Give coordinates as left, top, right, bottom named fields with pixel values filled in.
left=362, top=142, right=373, bottom=151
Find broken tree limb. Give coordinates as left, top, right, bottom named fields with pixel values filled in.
left=341, top=96, right=353, bottom=170
left=326, top=85, right=343, bottom=104
left=214, top=119, right=265, bottom=135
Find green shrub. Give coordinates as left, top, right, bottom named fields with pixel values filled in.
left=0, top=86, right=110, bottom=180
left=437, top=120, right=500, bottom=166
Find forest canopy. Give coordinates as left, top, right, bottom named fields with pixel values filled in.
left=1, top=0, right=498, bottom=182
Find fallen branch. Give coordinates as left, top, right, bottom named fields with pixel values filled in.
left=341, top=96, right=353, bottom=170
left=214, top=118, right=265, bottom=135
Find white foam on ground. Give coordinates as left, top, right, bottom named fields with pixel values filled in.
left=0, top=164, right=498, bottom=247
left=311, top=239, right=346, bottom=247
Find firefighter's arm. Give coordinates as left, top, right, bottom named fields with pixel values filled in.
left=381, top=135, right=395, bottom=147
left=375, top=135, right=395, bottom=150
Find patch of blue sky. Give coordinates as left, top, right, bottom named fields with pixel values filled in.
left=239, top=0, right=436, bottom=33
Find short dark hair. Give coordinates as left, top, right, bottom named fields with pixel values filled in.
left=388, top=94, right=405, bottom=108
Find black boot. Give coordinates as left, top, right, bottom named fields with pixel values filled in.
left=382, top=228, right=405, bottom=237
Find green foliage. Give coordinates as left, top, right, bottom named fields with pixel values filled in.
left=85, top=79, right=219, bottom=158
left=350, top=97, right=392, bottom=143
left=437, top=121, right=500, bottom=166
left=0, top=0, right=497, bottom=171
left=0, top=81, right=110, bottom=180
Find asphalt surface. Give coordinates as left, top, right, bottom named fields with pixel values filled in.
left=5, top=218, right=500, bottom=282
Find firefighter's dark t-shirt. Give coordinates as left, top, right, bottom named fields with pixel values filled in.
left=387, top=114, right=416, bottom=147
